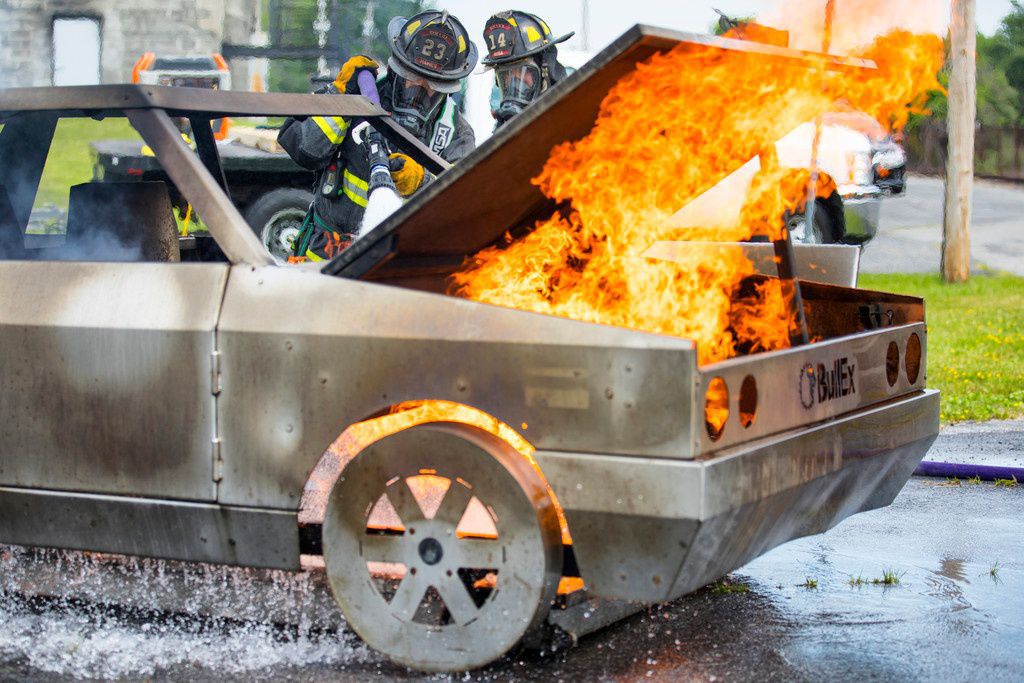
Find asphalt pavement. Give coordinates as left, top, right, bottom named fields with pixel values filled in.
left=860, top=175, right=1024, bottom=275
left=1, top=422, right=1021, bottom=681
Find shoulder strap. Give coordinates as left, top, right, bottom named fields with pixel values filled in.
left=429, top=97, right=459, bottom=154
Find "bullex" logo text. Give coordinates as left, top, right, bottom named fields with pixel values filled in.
left=799, top=357, right=856, bottom=409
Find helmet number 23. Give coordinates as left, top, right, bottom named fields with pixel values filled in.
left=420, top=39, right=447, bottom=60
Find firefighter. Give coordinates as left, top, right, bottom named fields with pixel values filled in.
left=279, top=10, right=478, bottom=261
left=482, top=11, right=574, bottom=129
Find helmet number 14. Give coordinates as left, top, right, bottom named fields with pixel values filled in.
left=487, top=32, right=508, bottom=50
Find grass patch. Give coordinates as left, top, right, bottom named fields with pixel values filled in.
left=710, top=577, right=750, bottom=594
left=850, top=569, right=904, bottom=586
left=993, top=475, right=1019, bottom=488
left=990, top=562, right=1001, bottom=578
left=36, top=118, right=140, bottom=209
left=801, top=578, right=819, bottom=589
left=860, top=272, right=1024, bottom=423
left=966, top=475, right=982, bottom=485
left=873, top=569, right=903, bottom=586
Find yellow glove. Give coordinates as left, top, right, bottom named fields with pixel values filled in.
left=334, top=55, right=380, bottom=94
left=388, top=153, right=425, bottom=197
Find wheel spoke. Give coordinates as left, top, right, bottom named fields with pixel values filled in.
left=388, top=572, right=427, bottom=621
left=457, top=538, right=501, bottom=568
left=433, top=481, right=474, bottom=525
left=436, top=575, right=480, bottom=626
left=388, top=478, right=425, bottom=526
left=360, top=533, right=406, bottom=563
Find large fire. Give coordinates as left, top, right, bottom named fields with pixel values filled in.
left=300, top=400, right=573, bottom=545
left=450, top=0, right=944, bottom=366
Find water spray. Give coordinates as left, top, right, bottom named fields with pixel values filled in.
left=356, top=70, right=404, bottom=236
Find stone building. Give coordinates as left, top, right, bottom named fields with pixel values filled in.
left=0, top=0, right=264, bottom=89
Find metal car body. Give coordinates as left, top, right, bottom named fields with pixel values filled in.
left=0, top=25, right=937, bottom=644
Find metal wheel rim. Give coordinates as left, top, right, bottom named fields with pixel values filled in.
left=787, top=212, right=822, bottom=244
left=261, top=208, right=305, bottom=261
left=323, top=424, right=561, bottom=672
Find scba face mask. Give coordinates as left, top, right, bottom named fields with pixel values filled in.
left=495, top=60, right=541, bottom=124
left=392, top=75, right=445, bottom=138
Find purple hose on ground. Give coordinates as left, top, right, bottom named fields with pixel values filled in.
left=356, top=70, right=380, bottom=106
left=915, top=461, right=1024, bottom=481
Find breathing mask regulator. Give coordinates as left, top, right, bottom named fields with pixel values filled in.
left=386, top=10, right=477, bottom=139
left=482, top=11, right=574, bottom=127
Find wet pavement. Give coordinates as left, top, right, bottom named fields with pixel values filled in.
left=861, top=175, right=1024, bottom=275
left=1, top=469, right=1021, bottom=681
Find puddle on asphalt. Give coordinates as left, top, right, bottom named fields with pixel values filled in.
left=1, top=478, right=1020, bottom=680
left=0, top=594, right=373, bottom=679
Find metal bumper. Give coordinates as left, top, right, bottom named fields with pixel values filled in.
left=536, top=389, right=939, bottom=603
left=841, top=194, right=882, bottom=243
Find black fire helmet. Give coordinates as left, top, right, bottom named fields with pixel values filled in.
left=481, top=10, right=574, bottom=67
left=387, top=11, right=478, bottom=94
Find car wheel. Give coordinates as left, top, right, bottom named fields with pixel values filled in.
left=322, top=423, right=562, bottom=672
left=242, top=188, right=312, bottom=262
left=785, top=202, right=835, bottom=245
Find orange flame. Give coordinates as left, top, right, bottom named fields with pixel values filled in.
left=300, top=400, right=573, bottom=545
left=450, top=3, right=943, bottom=366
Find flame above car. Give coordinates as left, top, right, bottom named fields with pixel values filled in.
left=448, top=3, right=942, bottom=366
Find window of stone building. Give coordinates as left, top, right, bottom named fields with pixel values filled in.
left=52, top=17, right=101, bottom=86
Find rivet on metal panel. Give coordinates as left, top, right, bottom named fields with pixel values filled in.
left=604, top=387, right=614, bottom=400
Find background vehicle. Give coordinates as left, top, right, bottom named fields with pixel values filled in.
left=91, top=52, right=315, bottom=260
left=92, top=135, right=314, bottom=261
left=0, top=27, right=937, bottom=673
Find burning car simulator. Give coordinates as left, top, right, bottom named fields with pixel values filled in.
left=0, top=26, right=939, bottom=673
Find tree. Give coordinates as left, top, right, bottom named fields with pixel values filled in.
left=267, top=0, right=431, bottom=93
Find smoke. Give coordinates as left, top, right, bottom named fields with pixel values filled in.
left=759, top=0, right=950, bottom=54
left=42, top=223, right=149, bottom=262
left=24, top=181, right=178, bottom=262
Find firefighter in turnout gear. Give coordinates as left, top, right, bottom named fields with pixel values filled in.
left=482, top=11, right=574, bottom=129
left=278, top=10, right=477, bottom=262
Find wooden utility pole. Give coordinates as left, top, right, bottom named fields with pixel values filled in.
left=942, top=0, right=976, bottom=283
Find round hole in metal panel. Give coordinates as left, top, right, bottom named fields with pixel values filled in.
left=739, top=375, right=758, bottom=428
left=886, top=341, right=900, bottom=387
left=705, top=377, right=729, bottom=441
left=906, top=333, right=922, bottom=384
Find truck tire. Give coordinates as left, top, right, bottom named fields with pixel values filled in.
left=785, top=202, right=834, bottom=244
left=243, top=188, right=312, bottom=262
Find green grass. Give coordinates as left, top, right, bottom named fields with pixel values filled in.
left=850, top=569, right=904, bottom=587
left=873, top=568, right=904, bottom=586
left=35, top=118, right=140, bottom=208
left=801, top=578, right=819, bottom=589
left=993, top=475, right=1019, bottom=488
left=710, top=577, right=750, bottom=594
left=860, top=272, right=1024, bottom=423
